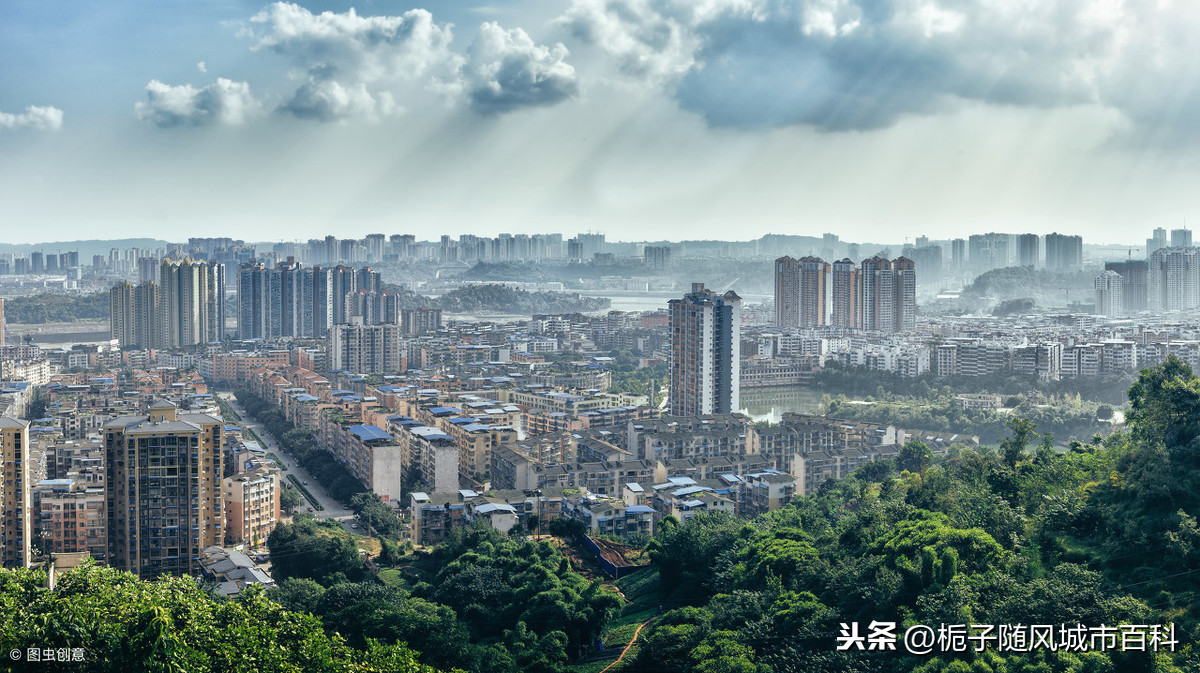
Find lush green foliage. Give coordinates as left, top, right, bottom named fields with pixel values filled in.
left=269, top=516, right=372, bottom=585
left=280, top=483, right=303, bottom=512
left=2, top=292, right=109, bottom=323
left=821, top=388, right=1114, bottom=444
left=811, top=361, right=1134, bottom=406
left=624, top=358, right=1200, bottom=671
left=0, top=562, right=440, bottom=673
left=268, top=523, right=622, bottom=673
left=606, top=349, right=667, bottom=403
left=350, top=492, right=403, bottom=537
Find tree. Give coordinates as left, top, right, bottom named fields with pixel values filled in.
left=1000, top=417, right=1037, bottom=468
left=1096, top=404, right=1114, bottom=420
left=280, top=485, right=303, bottom=513
left=377, top=538, right=400, bottom=566
left=1126, top=355, right=1200, bottom=448
left=897, top=440, right=933, bottom=473
left=268, top=518, right=370, bottom=585
left=0, top=562, right=439, bottom=673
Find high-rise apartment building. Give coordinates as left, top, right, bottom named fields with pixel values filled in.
left=137, top=257, right=160, bottom=284
left=109, top=282, right=136, bottom=347
left=400, top=308, right=442, bottom=336
left=774, top=256, right=801, bottom=328
left=968, top=233, right=1010, bottom=272
left=239, top=261, right=384, bottom=339
left=894, top=257, right=917, bottom=331
left=105, top=400, right=224, bottom=580
left=1017, top=234, right=1039, bottom=267
left=860, top=257, right=896, bottom=331
left=830, top=259, right=859, bottom=328
left=1172, top=229, right=1193, bottom=248
left=0, top=417, right=31, bottom=569
left=950, top=238, right=966, bottom=271
left=1147, top=228, right=1168, bottom=255
left=859, top=257, right=917, bottom=332
left=797, top=257, right=829, bottom=327
left=1148, top=247, right=1200, bottom=311
left=644, top=246, right=671, bottom=270
left=1104, top=260, right=1148, bottom=314
left=238, top=259, right=316, bottom=339
left=669, top=283, right=741, bottom=416
left=159, top=259, right=225, bottom=347
left=775, top=256, right=828, bottom=328
left=135, top=283, right=161, bottom=349
left=1045, top=233, right=1083, bottom=273
left=1095, top=270, right=1124, bottom=317
left=327, top=319, right=406, bottom=373
left=902, top=245, right=943, bottom=285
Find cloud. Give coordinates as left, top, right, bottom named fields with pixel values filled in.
left=134, top=78, right=259, bottom=128
left=280, top=78, right=398, bottom=122
left=559, top=0, right=1200, bottom=135
left=465, top=22, right=579, bottom=115
left=197, top=61, right=207, bottom=73
left=558, top=0, right=704, bottom=81
left=0, top=105, right=64, bottom=132
left=252, top=2, right=461, bottom=120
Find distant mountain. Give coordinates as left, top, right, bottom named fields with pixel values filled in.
left=0, top=238, right=174, bottom=260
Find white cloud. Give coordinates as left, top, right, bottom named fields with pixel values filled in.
left=558, top=0, right=700, bottom=81
left=0, top=105, right=64, bottom=132
left=558, top=0, right=1200, bottom=136
left=280, top=78, right=398, bottom=122
left=251, top=2, right=461, bottom=121
left=465, top=22, right=579, bottom=114
left=197, top=61, right=207, bottom=73
left=134, top=78, right=259, bottom=128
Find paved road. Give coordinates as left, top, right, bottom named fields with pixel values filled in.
left=218, top=392, right=361, bottom=534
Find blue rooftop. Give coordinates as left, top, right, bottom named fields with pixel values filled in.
left=349, top=425, right=392, bottom=442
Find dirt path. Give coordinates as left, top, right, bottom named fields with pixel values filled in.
left=600, top=619, right=653, bottom=673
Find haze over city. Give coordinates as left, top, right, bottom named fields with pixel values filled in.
left=5, top=3, right=1200, bottom=671
left=4, top=0, right=1200, bottom=241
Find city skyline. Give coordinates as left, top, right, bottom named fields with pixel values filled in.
left=4, top=1, right=1200, bottom=242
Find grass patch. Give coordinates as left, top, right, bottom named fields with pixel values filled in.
left=377, top=568, right=405, bottom=587
left=354, top=536, right=382, bottom=557
left=568, top=655, right=621, bottom=673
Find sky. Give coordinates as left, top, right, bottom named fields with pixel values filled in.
left=3, top=0, right=1200, bottom=245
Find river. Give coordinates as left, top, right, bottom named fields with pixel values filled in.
left=738, top=387, right=827, bottom=424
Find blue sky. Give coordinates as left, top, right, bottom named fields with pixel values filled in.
left=2, top=0, right=1199, bottom=244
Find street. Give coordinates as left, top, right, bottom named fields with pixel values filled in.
left=217, top=392, right=362, bottom=535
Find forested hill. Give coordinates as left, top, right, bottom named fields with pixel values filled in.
left=962, top=266, right=1097, bottom=307
left=2, top=292, right=109, bottom=324
left=0, top=564, right=440, bottom=673
left=626, top=356, right=1200, bottom=672
left=388, top=283, right=611, bottom=314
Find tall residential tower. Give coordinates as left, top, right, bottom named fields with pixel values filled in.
left=669, top=284, right=741, bottom=416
